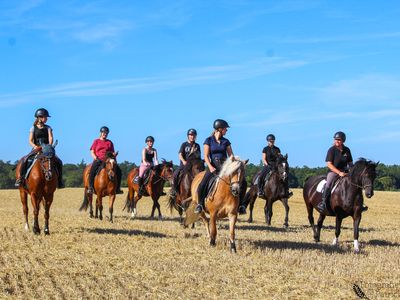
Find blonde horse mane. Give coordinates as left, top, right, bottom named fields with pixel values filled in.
left=218, top=156, right=243, bottom=178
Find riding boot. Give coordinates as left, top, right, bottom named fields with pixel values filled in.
left=138, top=177, right=144, bottom=196
left=317, top=186, right=331, bottom=212
left=238, top=180, right=248, bottom=215
left=195, top=173, right=210, bottom=214
left=15, top=158, right=28, bottom=187
left=87, top=165, right=96, bottom=194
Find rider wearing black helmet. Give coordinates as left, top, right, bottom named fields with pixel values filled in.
left=195, top=119, right=247, bottom=214
left=137, top=135, right=159, bottom=195
left=257, top=134, right=292, bottom=198
left=169, top=128, right=201, bottom=198
left=87, top=126, right=123, bottom=194
left=317, top=131, right=357, bottom=212
left=15, top=108, right=64, bottom=188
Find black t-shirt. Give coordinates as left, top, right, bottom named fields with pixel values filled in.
left=325, top=145, right=353, bottom=171
left=262, top=145, right=281, bottom=167
left=32, top=125, right=50, bottom=145
left=179, top=142, right=201, bottom=165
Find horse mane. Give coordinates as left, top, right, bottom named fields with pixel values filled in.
left=184, top=156, right=204, bottom=173
left=219, top=156, right=243, bottom=178
left=349, top=158, right=376, bottom=178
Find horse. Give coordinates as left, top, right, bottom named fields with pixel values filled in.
left=184, top=156, right=248, bottom=253
left=303, top=158, right=378, bottom=253
left=15, top=144, right=59, bottom=235
left=244, top=154, right=290, bottom=227
left=167, top=156, right=205, bottom=223
left=80, top=152, right=118, bottom=223
left=124, top=159, right=174, bottom=220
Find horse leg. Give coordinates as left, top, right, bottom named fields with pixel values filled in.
left=332, top=216, right=342, bottom=246
left=247, top=191, right=256, bottom=223
left=306, top=202, right=317, bottom=241
left=109, top=194, right=116, bottom=223
left=98, top=195, right=103, bottom=221
left=154, top=198, right=162, bottom=220
left=200, top=214, right=210, bottom=238
left=265, top=200, right=273, bottom=225
left=19, top=189, right=29, bottom=231
left=43, top=193, right=54, bottom=235
left=209, top=213, right=217, bottom=247
left=88, top=193, right=94, bottom=218
left=281, top=198, right=290, bottom=228
left=228, top=213, right=237, bottom=253
left=353, top=212, right=362, bottom=253
left=315, top=214, right=326, bottom=242
left=31, top=193, right=41, bottom=235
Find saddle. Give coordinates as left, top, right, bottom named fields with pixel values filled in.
left=197, top=172, right=219, bottom=203
left=316, top=178, right=341, bottom=194
left=133, top=167, right=152, bottom=185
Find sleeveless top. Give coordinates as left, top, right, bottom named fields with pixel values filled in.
left=30, top=125, right=51, bottom=146
left=144, top=148, right=156, bottom=164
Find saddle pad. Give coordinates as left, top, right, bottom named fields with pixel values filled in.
left=316, top=179, right=326, bottom=193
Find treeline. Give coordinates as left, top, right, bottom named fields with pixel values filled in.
left=1, top=160, right=399, bottom=191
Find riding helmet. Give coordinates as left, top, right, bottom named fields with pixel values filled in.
left=333, top=131, right=346, bottom=142
left=187, top=128, right=197, bottom=136
left=266, top=134, right=276, bottom=141
left=145, top=136, right=155, bottom=143
left=100, top=126, right=109, bottom=133
left=213, top=119, right=230, bottom=130
left=34, top=108, right=51, bottom=118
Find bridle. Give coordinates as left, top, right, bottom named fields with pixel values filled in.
left=39, top=156, right=53, bottom=181
left=217, top=163, right=244, bottom=197
left=349, top=167, right=373, bottom=190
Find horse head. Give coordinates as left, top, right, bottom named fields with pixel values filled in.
left=185, top=156, right=205, bottom=177
left=276, top=153, right=289, bottom=182
left=37, top=144, right=56, bottom=181
left=349, top=158, right=378, bottom=198
left=219, top=156, right=248, bottom=197
left=160, top=159, right=174, bottom=184
left=104, top=152, right=117, bottom=181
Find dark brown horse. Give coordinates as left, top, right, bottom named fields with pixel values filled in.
left=303, top=158, right=378, bottom=253
left=80, top=153, right=118, bottom=223
left=124, top=159, right=174, bottom=220
left=184, top=156, right=248, bottom=253
left=167, top=156, right=205, bottom=222
left=244, top=154, right=290, bottom=227
left=15, top=144, right=59, bottom=235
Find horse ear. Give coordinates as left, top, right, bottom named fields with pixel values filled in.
left=284, top=153, right=288, bottom=159
left=244, top=159, right=249, bottom=165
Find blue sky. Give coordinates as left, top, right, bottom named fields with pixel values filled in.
left=2, top=0, right=400, bottom=167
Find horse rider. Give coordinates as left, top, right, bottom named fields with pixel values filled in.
left=317, top=131, right=367, bottom=212
left=195, top=119, right=247, bottom=214
left=138, top=136, right=159, bottom=196
left=169, top=128, right=201, bottom=199
left=15, top=108, right=64, bottom=188
left=87, top=126, right=123, bottom=194
left=257, top=134, right=292, bottom=198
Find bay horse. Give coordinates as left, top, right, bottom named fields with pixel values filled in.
left=15, top=144, right=59, bottom=235
left=184, top=156, right=248, bottom=253
left=167, top=156, right=205, bottom=223
left=80, top=152, right=118, bottom=223
left=244, top=154, right=290, bottom=227
left=124, top=159, right=174, bottom=220
left=303, top=158, right=378, bottom=253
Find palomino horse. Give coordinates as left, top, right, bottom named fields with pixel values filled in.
left=167, top=156, right=205, bottom=223
left=184, top=156, right=248, bottom=253
left=303, top=158, right=378, bottom=253
left=244, top=154, right=290, bottom=227
left=15, top=144, right=59, bottom=235
left=80, top=153, right=118, bottom=223
left=124, top=159, right=174, bottom=219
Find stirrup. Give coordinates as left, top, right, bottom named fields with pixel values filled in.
left=194, top=204, right=204, bottom=214
left=316, top=202, right=326, bottom=213
left=15, top=178, right=23, bottom=187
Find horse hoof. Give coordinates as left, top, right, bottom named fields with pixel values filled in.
left=210, top=240, right=216, bottom=247
left=44, top=229, right=50, bottom=235
left=247, top=219, right=253, bottom=223
left=283, top=223, right=289, bottom=228
left=33, top=229, right=40, bottom=235
left=24, top=224, right=29, bottom=231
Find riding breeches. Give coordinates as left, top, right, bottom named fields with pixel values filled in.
left=139, top=162, right=152, bottom=178
left=326, top=171, right=339, bottom=189
left=89, top=159, right=103, bottom=188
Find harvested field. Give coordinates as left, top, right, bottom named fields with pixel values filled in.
left=0, top=188, right=399, bottom=299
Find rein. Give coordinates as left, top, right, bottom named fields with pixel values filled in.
left=348, top=167, right=372, bottom=189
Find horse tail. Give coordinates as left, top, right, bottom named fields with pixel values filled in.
left=123, top=193, right=131, bottom=212
left=79, top=191, right=89, bottom=211
left=167, top=194, right=176, bottom=213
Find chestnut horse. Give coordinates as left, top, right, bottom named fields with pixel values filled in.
left=244, top=154, right=290, bottom=227
left=80, top=153, right=118, bottom=223
left=15, top=144, right=59, bottom=235
left=303, top=158, right=378, bottom=253
left=184, top=156, right=248, bottom=253
left=167, top=156, right=205, bottom=223
left=124, top=159, right=174, bottom=220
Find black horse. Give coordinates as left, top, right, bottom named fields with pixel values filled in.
left=244, top=154, right=290, bottom=227
left=303, top=158, right=378, bottom=253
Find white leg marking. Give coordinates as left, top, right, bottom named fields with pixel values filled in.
left=354, top=240, right=360, bottom=253
left=332, top=237, right=339, bottom=246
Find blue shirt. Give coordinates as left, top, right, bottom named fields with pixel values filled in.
left=204, top=135, right=231, bottom=167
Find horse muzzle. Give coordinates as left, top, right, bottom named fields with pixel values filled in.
left=230, top=184, right=240, bottom=197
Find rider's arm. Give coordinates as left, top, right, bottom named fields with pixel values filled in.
left=178, top=152, right=186, bottom=165
left=262, top=152, right=268, bottom=166
left=226, top=145, right=233, bottom=157
left=327, top=161, right=346, bottom=177
left=153, top=149, right=159, bottom=165
left=204, top=144, right=215, bottom=173
left=48, top=127, right=53, bottom=145
left=90, top=149, right=98, bottom=160
left=141, top=148, right=146, bottom=164
left=29, top=130, right=37, bottom=149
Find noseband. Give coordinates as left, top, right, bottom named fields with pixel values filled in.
left=349, top=167, right=373, bottom=190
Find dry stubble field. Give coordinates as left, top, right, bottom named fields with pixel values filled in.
left=0, top=188, right=399, bottom=299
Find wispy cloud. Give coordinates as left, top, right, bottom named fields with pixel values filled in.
left=0, top=57, right=307, bottom=106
